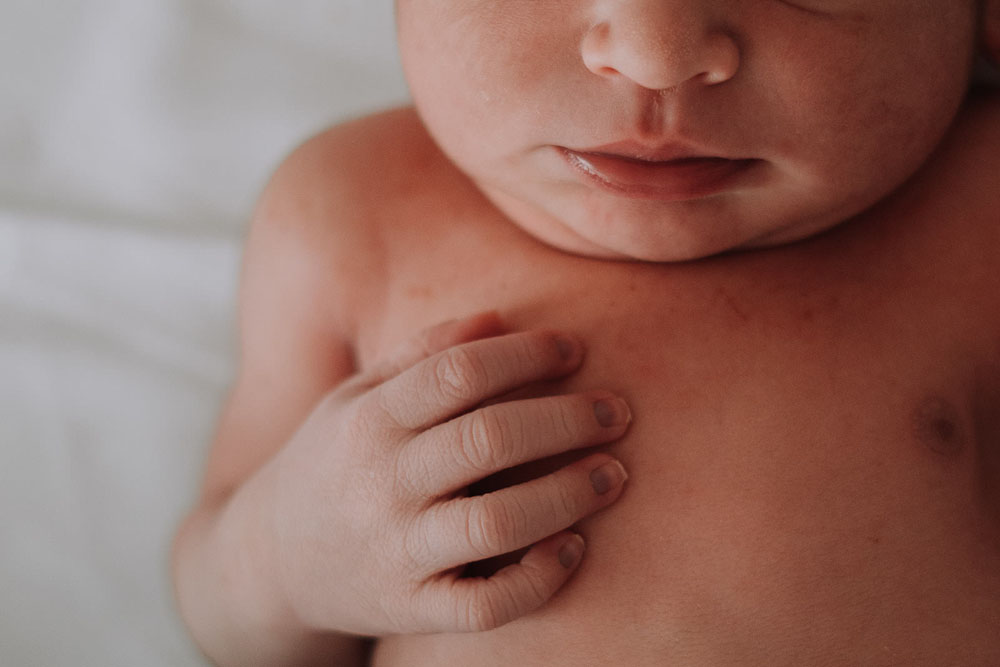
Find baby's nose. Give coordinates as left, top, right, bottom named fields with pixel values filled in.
left=580, top=0, right=740, bottom=91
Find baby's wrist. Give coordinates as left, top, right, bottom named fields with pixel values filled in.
left=209, top=473, right=373, bottom=664
left=180, top=471, right=326, bottom=664
left=211, top=468, right=309, bottom=640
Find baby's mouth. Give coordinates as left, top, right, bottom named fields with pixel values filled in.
left=558, top=147, right=758, bottom=201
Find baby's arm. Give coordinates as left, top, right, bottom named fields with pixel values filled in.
left=170, top=136, right=373, bottom=665
left=171, top=123, right=631, bottom=666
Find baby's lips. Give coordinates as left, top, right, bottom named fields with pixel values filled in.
left=560, top=147, right=757, bottom=201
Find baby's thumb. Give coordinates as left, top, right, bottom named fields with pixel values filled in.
left=359, top=311, right=505, bottom=389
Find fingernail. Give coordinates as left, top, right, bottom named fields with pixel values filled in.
left=590, top=460, right=627, bottom=495
left=555, top=335, right=578, bottom=361
left=558, top=534, right=585, bottom=569
left=593, top=398, right=629, bottom=428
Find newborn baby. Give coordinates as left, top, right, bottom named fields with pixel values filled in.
left=173, top=2, right=1000, bottom=665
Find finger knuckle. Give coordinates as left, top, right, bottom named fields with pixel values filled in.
left=523, top=569, right=550, bottom=608
left=460, top=586, right=506, bottom=632
left=457, top=410, right=508, bottom=473
left=464, top=499, right=521, bottom=558
left=435, top=346, right=490, bottom=401
left=549, top=398, right=581, bottom=442
left=334, top=383, right=403, bottom=440
left=394, top=445, right=432, bottom=500
left=551, top=480, right=581, bottom=520
left=343, top=395, right=393, bottom=449
left=511, top=562, right=550, bottom=614
left=400, top=515, right=432, bottom=574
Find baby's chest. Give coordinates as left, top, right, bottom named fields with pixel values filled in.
left=372, top=247, right=999, bottom=516
left=368, top=254, right=1000, bottom=660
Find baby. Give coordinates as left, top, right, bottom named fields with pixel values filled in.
left=173, top=1, right=1000, bottom=665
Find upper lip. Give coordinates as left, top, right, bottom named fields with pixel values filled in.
left=567, top=140, right=727, bottom=163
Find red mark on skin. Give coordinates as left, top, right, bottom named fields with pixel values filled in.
left=724, top=293, right=750, bottom=323
left=713, top=287, right=750, bottom=324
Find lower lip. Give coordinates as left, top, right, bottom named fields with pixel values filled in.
left=559, top=148, right=757, bottom=201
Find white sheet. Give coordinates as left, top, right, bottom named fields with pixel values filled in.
left=1, top=1, right=407, bottom=664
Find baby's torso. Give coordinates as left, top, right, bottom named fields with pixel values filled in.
left=339, top=103, right=1000, bottom=665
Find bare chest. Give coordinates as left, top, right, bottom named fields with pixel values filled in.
left=363, top=198, right=1000, bottom=664
left=363, top=207, right=1000, bottom=502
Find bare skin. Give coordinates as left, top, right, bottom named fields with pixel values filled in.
left=370, top=98, right=1000, bottom=664
left=364, top=101, right=1000, bottom=665
left=172, top=1, right=1000, bottom=664
left=172, top=92, right=1000, bottom=665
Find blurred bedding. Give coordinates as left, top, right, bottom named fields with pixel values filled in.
left=0, top=1, right=407, bottom=664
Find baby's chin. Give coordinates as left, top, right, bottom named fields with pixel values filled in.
left=481, top=186, right=854, bottom=264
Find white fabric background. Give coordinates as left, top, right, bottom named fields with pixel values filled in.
left=0, top=2, right=408, bottom=665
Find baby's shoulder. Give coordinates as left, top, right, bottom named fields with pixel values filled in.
left=275, top=106, right=437, bottom=200
left=247, top=107, right=441, bottom=325
left=258, top=105, right=433, bottom=240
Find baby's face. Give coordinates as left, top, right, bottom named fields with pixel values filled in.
left=397, top=1, right=992, bottom=261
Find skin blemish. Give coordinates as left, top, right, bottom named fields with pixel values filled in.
left=713, top=287, right=750, bottom=324
left=724, top=294, right=750, bottom=323
left=912, top=396, right=966, bottom=459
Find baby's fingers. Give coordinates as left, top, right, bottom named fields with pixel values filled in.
left=425, top=531, right=587, bottom=633
left=400, top=392, right=630, bottom=498
left=377, top=329, right=584, bottom=431
left=422, top=454, right=627, bottom=573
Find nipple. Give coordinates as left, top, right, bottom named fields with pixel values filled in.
left=912, top=396, right=966, bottom=459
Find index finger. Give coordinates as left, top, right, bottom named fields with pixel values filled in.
left=374, top=329, right=584, bottom=432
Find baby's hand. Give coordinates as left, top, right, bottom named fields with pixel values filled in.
left=269, top=312, right=630, bottom=637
